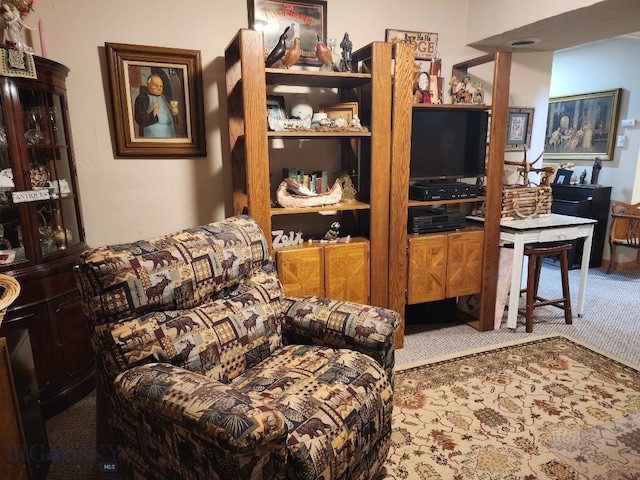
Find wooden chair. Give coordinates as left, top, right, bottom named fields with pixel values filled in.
left=607, top=201, right=640, bottom=273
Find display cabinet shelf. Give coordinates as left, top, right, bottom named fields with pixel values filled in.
left=271, top=200, right=370, bottom=216
left=265, top=67, right=372, bottom=88
left=267, top=131, right=371, bottom=139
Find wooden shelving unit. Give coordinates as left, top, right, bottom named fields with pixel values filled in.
left=225, top=29, right=411, bottom=308
left=389, top=52, right=512, bottom=342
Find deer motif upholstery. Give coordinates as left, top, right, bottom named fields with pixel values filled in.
left=74, top=215, right=400, bottom=480
left=607, top=201, right=640, bottom=273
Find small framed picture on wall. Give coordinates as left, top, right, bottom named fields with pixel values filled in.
left=506, top=107, right=534, bottom=151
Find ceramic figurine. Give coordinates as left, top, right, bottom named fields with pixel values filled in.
left=316, top=34, right=334, bottom=71
left=1, top=3, right=31, bottom=51
left=282, top=36, right=301, bottom=69
left=265, top=26, right=289, bottom=68
left=322, top=222, right=340, bottom=241
left=339, top=32, right=353, bottom=72
left=591, top=157, right=602, bottom=185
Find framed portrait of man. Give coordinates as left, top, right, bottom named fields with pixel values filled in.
left=105, top=42, right=206, bottom=157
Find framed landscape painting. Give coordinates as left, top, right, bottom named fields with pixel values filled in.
left=543, top=88, right=621, bottom=161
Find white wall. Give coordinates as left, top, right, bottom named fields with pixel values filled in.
left=29, top=0, right=553, bottom=247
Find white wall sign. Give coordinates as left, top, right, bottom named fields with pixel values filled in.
left=12, top=189, right=51, bottom=203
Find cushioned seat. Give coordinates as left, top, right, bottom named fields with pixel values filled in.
left=74, top=215, right=400, bottom=480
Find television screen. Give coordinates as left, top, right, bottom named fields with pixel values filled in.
left=409, top=108, right=489, bottom=181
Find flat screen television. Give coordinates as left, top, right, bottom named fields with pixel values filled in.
left=409, top=108, right=489, bottom=182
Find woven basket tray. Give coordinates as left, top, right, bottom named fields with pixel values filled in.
left=501, top=185, right=552, bottom=220
left=0, top=274, right=20, bottom=327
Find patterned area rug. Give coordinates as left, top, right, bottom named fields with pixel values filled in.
left=380, top=335, right=640, bottom=479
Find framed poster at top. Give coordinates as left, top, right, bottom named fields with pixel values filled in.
left=248, top=0, right=327, bottom=66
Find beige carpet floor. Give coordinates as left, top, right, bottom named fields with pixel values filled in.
left=379, top=335, right=640, bottom=479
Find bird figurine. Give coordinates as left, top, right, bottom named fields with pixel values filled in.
left=282, top=36, right=301, bottom=69
left=265, top=26, right=289, bottom=68
left=284, top=23, right=296, bottom=49
left=315, top=34, right=335, bottom=71
left=322, top=222, right=341, bottom=241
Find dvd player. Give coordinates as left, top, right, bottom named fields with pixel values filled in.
left=409, top=181, right=478, bottom=201
left=408, top=208, right=466, bottom=234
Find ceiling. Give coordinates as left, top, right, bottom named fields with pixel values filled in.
left=469, top=0, right=640, bottom=53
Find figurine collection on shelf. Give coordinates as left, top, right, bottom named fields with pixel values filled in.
left=449, top=73, right=485, bottom=105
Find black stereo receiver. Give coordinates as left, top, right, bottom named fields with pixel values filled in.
left=409, top=182, right=478, bottom=201
left=408, top=208, right=466, bottom=234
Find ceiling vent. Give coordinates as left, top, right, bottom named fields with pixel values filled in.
left=505, top=37, right=541, bottom=47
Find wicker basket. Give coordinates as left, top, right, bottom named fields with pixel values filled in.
left=0, top=274, right=20, bottom=327
left=501, top=185, right=552, bottom=220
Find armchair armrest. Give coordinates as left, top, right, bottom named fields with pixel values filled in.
left=281, top=296, right=400, bottom=379
left=114, top=363, right=287, bottom=477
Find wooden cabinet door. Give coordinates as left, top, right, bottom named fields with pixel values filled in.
left=447, top=230, right=484, bottom=297
left=407, top=234, right=447, bottom=304
left=325, top=240, right=370, bottom=304
left=276, top=245, right=324, bottom=297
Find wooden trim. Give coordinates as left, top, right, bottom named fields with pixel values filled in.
left=477, top=51, right=511, bottom=331
left=388, top=41, right=414, bottom=348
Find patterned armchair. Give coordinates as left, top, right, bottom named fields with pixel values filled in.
left=74, top=215, right=400, bottom=480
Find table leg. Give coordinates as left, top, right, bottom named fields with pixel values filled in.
left=576, top=225, right=594, bottom=318
left=506, top=234, right=525, bottom=329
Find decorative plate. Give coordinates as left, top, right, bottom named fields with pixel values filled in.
left=30, top=164, right=50, bottom=188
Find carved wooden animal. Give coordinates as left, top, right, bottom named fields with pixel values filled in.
left=146, top=275, right=171, bottom=303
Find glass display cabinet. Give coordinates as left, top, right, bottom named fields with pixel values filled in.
left=0, top=53, right=93, bottom=419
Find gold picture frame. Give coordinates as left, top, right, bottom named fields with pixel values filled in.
left=544, top=88, right=621, bottom=161
left=319, top=102, right=358, bottom=124
left=105, top=42, right=207, bottom=157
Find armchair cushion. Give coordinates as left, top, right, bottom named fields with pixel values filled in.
left=281, top=296, right=399, bottom=381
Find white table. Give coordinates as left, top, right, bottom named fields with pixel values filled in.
left=498, top=214, right=597, bottom=330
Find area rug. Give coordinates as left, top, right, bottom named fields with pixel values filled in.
left=379, top=335, right=640, bottom=479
